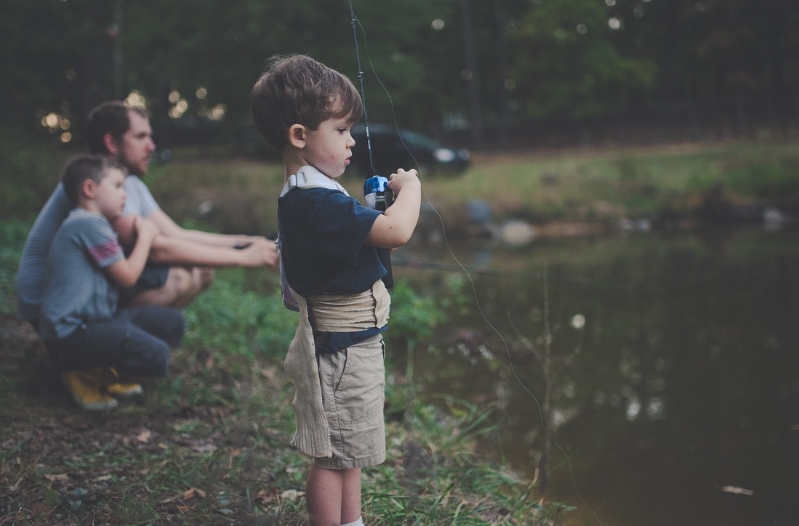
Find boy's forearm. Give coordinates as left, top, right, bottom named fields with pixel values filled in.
left=366, top=184, right=421, bottom=248
left=125, top=235, right=153, bottom=279
left=383, top=190, right=421, bottom=242
left=106, top=234, right=153, bottom=288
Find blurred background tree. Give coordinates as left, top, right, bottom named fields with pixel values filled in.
left=2, top=0, right=798, bottom=175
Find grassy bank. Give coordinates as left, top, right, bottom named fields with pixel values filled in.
left=125, top=139, right=799, bottom=241
left=0, top=221, right=562, bottom=525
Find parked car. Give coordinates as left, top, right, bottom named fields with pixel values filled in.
left=349, top=123, right=470, bottom=177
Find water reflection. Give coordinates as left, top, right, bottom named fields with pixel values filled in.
left=392, top=227, right=799, bottom=526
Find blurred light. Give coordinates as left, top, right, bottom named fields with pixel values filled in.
left=626, top=398, right=641, bottom=420
left=209, top=104, right=226, bottom=121
left=634, top=5, right=644, bottom=18
left=431, top=18, right=445, bottom=30
left=60, top=132, right=72, bottom=143
left=168, top=90, right=180, bottom=104
left=196, top=87, right=207, bottom=99
left=59, top=118, right=70, bottom=130
left=504, top=78, right=516, bottom=90
left=65, top=69, right=76, bottom=81
left=605, top=0, right=615, bottom=5
left=391, top=52, right=404, bottom=63
left=576, top=23, right=588, bottom=34
left=125, top=91, right=147, bottom=109
left=461, top=69, right=473, bottom=80
left=608, top=17, right=622, bottom=30
left=571, top=314, right=586, bottom=329
left=45, top=113, right=59, bottom=128
left=434, top=148, right=455, bottom=162
left=169, top=98, right=189, bottom=119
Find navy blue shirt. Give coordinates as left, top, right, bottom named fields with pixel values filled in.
left=278, top=187, right=387, bottom=352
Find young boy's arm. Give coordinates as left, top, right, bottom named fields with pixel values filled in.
left=105, top=216, right=159, bottom=287
left=365, top=168, right=421, bottom=249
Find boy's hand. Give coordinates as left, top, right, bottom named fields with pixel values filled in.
left=134, top=216, right=159, bottom=244
left=388, top=168, right=420, bottom=197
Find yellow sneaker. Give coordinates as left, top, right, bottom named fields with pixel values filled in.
left=61, top=370, right=118, bottom=411
left=104, top=367, right=143, bottom=398
left=106, top=381, right=143, bottom=397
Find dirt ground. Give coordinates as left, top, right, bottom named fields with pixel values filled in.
left=0, top=313, right=300, bottom=526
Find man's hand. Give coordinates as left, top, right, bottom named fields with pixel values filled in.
left=238, top=238, right=278, bottom=268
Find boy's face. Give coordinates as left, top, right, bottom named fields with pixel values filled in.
left=94, top=167, right=127, bottom=220
left=303, top=115, right=356, bottom=178
left=114, top=110, right=155, bottom=176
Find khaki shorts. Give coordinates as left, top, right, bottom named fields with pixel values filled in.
left=314, top=334, right=386, bottom=470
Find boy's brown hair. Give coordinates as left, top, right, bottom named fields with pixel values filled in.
left=251, top=54, right=363, bottom=151
left=61, top=155, right=127, bottom=206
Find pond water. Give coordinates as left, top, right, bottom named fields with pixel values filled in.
left=391, top=226, right=799, bottom=526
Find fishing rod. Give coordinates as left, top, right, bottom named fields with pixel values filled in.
left=343, top=2, right=602, bottom=524
left=348, top=0, right=394, bottom=287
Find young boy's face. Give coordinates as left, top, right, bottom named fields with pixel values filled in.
left=303, top=115, right=356, bottom=178
left=94, top=167, right=127, bottom=221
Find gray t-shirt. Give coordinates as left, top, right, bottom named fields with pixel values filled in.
left=16, top=175, right=158, bottom=322
left=38, top=209, right=125, bottom=342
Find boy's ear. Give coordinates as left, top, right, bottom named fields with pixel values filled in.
left=288, top=124, right=306, bottom=149
left=103, top=132, right=119, bottom=156
left=81, top=179, right=97, bottom=200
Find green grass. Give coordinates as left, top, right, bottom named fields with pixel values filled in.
left=0, top=219, right=561, bottom=525
left=418, top=140, right=799, bottom=225
left=133, top=140, right=799, bottom=242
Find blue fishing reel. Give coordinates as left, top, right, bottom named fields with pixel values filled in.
left=363, top=175, right=394, bottom=211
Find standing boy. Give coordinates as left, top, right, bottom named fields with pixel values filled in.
left=251, top=54, right=421, bottom=526
left=39, top=155, right=185, bottom=411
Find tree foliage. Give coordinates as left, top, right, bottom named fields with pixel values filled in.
left=2, top=0, right=798, bottom=149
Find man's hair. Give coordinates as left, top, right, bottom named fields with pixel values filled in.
left=251, top=54, right=363, bottom=151
left=86, top=101, right=149, bottom=155
left=61, top=155, right=127, bottom=205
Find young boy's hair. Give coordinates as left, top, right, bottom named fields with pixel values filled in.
left=87, top=101, right=149, bottom=155
left=61, top=155, right=126, bottom=206
left=251, top=54, right=363, bottom=151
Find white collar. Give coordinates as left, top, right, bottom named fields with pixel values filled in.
left=280, top=165, right=348, bottom=197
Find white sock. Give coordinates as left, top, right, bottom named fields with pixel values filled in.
left=341, top=518, right=364, bottom=526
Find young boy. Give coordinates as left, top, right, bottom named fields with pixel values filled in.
left=251, top=54, right=421, bottom=526
left=39, top=155, right=185, bottom=411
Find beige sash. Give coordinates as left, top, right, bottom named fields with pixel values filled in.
left=307, top=280, right=390, bottom=332
left=283, top=279, right=390, bottom=459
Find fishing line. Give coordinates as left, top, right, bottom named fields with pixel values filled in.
left=346, top=3, right=602, bottom=524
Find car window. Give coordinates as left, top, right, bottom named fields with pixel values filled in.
left=400, top=130, right=439, bottom=150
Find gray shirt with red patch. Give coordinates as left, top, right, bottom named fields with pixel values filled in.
left=38, top=209, right=124, bottom=342
left=16, top=176, right=157, bottom=322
